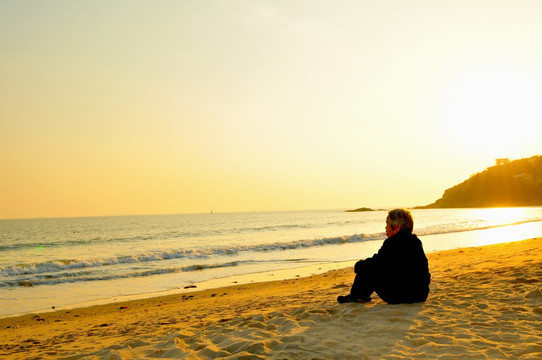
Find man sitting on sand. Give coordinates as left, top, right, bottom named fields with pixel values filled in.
left=338, top=208, right=431, bottom=304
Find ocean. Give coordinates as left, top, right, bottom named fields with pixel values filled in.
left=1, top=207, right=542, bottom=317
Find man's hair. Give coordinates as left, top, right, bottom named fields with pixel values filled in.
left=387, top=208, right=414, bottom=232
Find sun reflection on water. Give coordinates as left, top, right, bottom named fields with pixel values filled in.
left=471, top=207, right=531, bottom=226
left=474, top=222, right=541, bottom=246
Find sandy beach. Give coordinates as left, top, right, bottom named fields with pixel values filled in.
left=1, top=237, right=541, bottom=359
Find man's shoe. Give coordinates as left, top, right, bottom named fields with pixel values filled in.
left=337, top=294, right=356, bottom=303
left=337, top=294, right=372, bottom=304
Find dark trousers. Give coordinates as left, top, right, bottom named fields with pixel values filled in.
left=350, top=260, right=377, bottom=302
left=349, top=271, right=375, bottom=302
left=350, top=260, right=429, bottom=304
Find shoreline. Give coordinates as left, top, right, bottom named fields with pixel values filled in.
left=2, top=217, right=542, bottom=319
left=0, top=260, right=357, bottom=320
left=5, top=219, right=542, bottom=320
left=1, top=237, right=541, bottom=359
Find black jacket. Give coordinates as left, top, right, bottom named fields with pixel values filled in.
left=355, top=229, right=431, bottom=304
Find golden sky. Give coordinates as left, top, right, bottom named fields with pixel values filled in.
left=1, top=1, right=542, bottom=219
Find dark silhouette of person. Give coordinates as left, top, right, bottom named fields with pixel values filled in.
left=338, top=208, right=430, bottom=304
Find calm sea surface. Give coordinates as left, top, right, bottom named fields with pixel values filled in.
left=1, top=207, right=542, bottom=317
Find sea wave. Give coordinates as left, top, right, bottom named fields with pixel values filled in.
left=0, top=230, right=208, bottom=251
left=2, top=258, right=324, bottom=288
left=0, top=233, right=380, bottom=277
left=0, top=224, right=314, bottom=252
left=2, top=261, right=247, bottom=288
left=415, top=218, right=542, bottom=237
left=2, top=218, right=541, bottom=280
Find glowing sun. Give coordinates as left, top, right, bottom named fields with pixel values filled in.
left=436, top=60, right=542, bottom=158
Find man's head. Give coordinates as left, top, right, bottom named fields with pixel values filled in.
left=386, top=208, right=414, bottom=238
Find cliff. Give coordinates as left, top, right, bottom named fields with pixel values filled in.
left=420, top=155, right=542, bottom=208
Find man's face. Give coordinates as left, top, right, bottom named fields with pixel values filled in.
left=385, top=217, right=401, bottom=238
